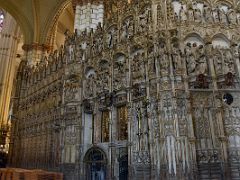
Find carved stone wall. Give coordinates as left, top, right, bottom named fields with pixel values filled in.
left=9, top=0, right=240, bottom=179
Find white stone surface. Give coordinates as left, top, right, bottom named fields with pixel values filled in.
left=74, top=4, right=104, bottom=32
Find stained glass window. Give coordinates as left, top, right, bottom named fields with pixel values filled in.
left=0, top=10, right=4, bottom=31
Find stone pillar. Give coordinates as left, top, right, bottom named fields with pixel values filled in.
left=74, top=0, right=104, bottom=33
left=0, top=12, right=21, bottom=153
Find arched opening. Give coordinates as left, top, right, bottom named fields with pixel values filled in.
left=184, top=33, right=204, bottom=46
left=44, top=0, right=74, bottom=50
left=55, top=2, right=74, bottom=49
left=84, top=148, right=107, bottom=180
left=212, top=34, right=230, bottom=48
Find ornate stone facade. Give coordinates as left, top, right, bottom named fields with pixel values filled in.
left=9, top=0, right=240, bottom=179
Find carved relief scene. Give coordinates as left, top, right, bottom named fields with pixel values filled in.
left=7, top=0, right=240, bottom=179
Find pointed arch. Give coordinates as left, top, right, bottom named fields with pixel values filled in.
left=41, top=0, right=72, bottom=48
left=184, top=33, right=204, bottom=45
left=212, top=33, right=230, bottom=48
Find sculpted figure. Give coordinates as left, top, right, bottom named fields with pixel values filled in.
left=75, top=46, right=83, bottom=62
left=185, top=43, right=192, bottom=57
left=194, top=8, right=202, bottom=23
left=114, top=60, right=126, bottom=89
left=48, top=53, right=54, bottom=63
left=219, top=9, right=228, bottom=24
left=196, top=45, right=208, bottom=75
left=123, top=18, right=134, bottom=39
left=172, top=46, right=182, bottom=71
left=179, top=6, right=187, bottom=22
left=185, top=44, right=196, bottom=75
left=97, top=37, right=103, bottom=53
left=188, top=7, right=194, bottom=22
left=159, top=44, right=169, bottom=74
left=107, top=31, right=113, bottom=48
left=223, top=50, right=235, bottom=74
left=53, top=50, right=58, bottom=61
left=132, top=53, right=145, bottom=80
left=203, top=4, right=213, bottom=23
left=187, top=54, right=196, bottom=74
left=69, top=44, right=75, bottom=62
left=148, top=49, right=156, bottom=75
left=213, top=52, right=223, bottom=75
left=212, top=7, right=220, bottom=23
left=227, top=9, right=237, bottom=25
left=139, top=8, right=150, bottom=33
left=174, top=12, right=179, bottom=22
left=232, top=43, right=239, bottom=57
left=157, top=5, right=164, bottom=25
left=197, top=55, right=208, bottom=75
left=85, top=74, right=95, bottom=97
left=92, top=42, right=97, bottom=56
left=107, top=28, right=117, bottom=48
left=128, top=19, right=134, bottom=38
left=237, top=13, right=240, bottom=25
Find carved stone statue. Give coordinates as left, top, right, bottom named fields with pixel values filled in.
left=223, top=50, right=235, bottom=74
left=203, top=4, right=213, bottom=23
left=159, top=44, right=169, bottom=74
left=194, top=8, right=202, bottom=23
left=213, top=52, right=223, bottom=75
left=84, top=74, right=95, bottom=97
left=219, top=9, right=228, bottom=24
left=172, top=45, right=182, bottom=72
left=188, top=7, right=194, bottom=22
left=180, top=6, right=187, bottom=22
left=228, top=9, right=237, bottom=25
left=212, top=7, right=220, bottom=23
left=197, top=54, right=208, bottom=75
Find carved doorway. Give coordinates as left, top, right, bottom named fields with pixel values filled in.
left=119, top=154, right=128, bottom=180
left=84, top=148, right=107, bottom=180
left=118, top=147, right=128, bottom=180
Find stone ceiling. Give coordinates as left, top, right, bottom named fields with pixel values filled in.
left=0, top=0, right=73, bottom=47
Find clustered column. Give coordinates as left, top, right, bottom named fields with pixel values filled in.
left=0, top=12, right=21, bottom=152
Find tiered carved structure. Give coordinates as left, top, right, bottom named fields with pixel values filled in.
left=9, top=0, right=240, bottom=179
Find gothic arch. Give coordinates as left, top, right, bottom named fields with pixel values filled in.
left=212, top=33, right=230, bottom=48
left=85, top=67, right=95, bottom=78
left=106, top=24, right=117, bottom=31
left=114, top=52, right=127, bottom=63
left=42, top=0, right=72, bottom=48
left=98, top=59, right=110, bottom=69
left=83, top=147, right=107, bottom=162
left=214, top=0, right=232, bottom=7
left=184, top=33, right=204, bottom=45
left=130, top=44, right=144, bottom=56
left=83, top=147, right=108, bottom=180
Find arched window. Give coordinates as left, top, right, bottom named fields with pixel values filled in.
left=0, top=10, right=4, bottom=31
